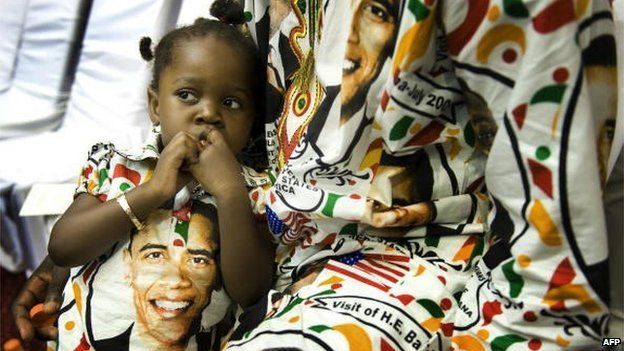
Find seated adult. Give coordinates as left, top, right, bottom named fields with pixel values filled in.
left=228, top=1, right=618, bottom=349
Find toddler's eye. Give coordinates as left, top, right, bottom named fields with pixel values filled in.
left=223, top=97, right=242, bottom=109
left=176, top=90, right=198, bottom=103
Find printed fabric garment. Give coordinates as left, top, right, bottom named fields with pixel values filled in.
left=54, top=126, right=232, bottom=351
left=227, top=0, right=619, bottom=350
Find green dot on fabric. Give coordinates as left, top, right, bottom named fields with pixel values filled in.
left=389, top=116, right=414, bottom=141
left=530, top=85, right=566, bottom=104
left=536, top=146, right=551, bottom=160
left=339, top=223, right=358, bottom=235
left=408, top=0, right=430, bottom=21
left=244, top=11, right=252, bottom=22
left=503, top=0, right=529, bottom=18
left=98, top=169, right=108, bottom=188
left=297, top=98, right=306, bottom=109
left=120, top=182, right=131, bottom=192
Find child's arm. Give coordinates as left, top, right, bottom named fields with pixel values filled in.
left=49, top=185, right=163, bottom=267
left=213, top=183, right=275, bottom=307
left=48, top=132, right=200, bottom=267
left=190, top=131, right=274, bottom=308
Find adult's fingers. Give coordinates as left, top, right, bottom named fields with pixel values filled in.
left=13, top=302, right=35, bottom=341
left=12, top=273, right=48, bottom=341
left=12, top=256, right=56, bottom=341
left=35, top=325, right=59, bottom=341
left=43, top=265, right=69, bottom=314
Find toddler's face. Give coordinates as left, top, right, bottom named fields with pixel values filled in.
left=148, top=36, right=256, bottom=154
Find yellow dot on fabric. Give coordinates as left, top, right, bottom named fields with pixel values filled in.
left=556, top=335, right=570, bottom=347
left=65, top=321, right=76, bottom=330
left=72, top=282, right=83, bottom=314
left=414, top=265, right=426, bottom=277
left=421, top=317, right=441, bottom=332
left=318, top=275, right=344, bottom=287
left=518, top=254, right=532, bottom=268
left=288, top=316, right=300, bottom=323
left=477, top=329, right=489, bottom=340
left=410, top=123, right=422, bottom=134
left=448, top=139, right=461, bottom=160
left=529, top=200, right=562, bottom=246
left=488, top=5, right=500, bottom=21
left=447, top=128, right=460, bottom=136
left=575, top=0, right=590, bottom=18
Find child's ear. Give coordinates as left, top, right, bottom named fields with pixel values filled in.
left=147, top=88, right=160, bottom=125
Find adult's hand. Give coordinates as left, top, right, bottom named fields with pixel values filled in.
left=11, top=255, right=69, bottom=342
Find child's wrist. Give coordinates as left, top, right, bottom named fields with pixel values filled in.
left=141, top=180, right=169, bottom=203
left=211, top=177, right=247, bottom=200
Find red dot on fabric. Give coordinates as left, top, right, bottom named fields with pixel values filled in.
left=251, top=191, right=259, bottom=202
left=441, top=322, right=454, bottom=337
left=331, top=283, right=342, bottom=290
left=523, top=311, right=537, bottom=322
left=437, top=276, right=446, bottom=285
left=528, top=338, right=542, bottom=350
left=502, top=49, right=517, bottom=63
left=425, top=0, right=434, bottom=5
left=553, top=67, right=569, bottom=83
left=349, top=194, right=361, bottom=200
left=304, top=300, right=313, bottom=305
left=270, top=192, right=276, bottom=204
left=173, top=239, right=184, bottom=247
left=440, top=298, right=452, bottom=311
left=310, top=179, right=317, bottom=186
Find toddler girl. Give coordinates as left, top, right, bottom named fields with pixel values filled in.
left=47, top=3, right=273, bottom=350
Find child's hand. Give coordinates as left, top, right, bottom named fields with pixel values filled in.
left=188, top=129, right=245, bottom=198
left=148, top=131, right=199, bottom=200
